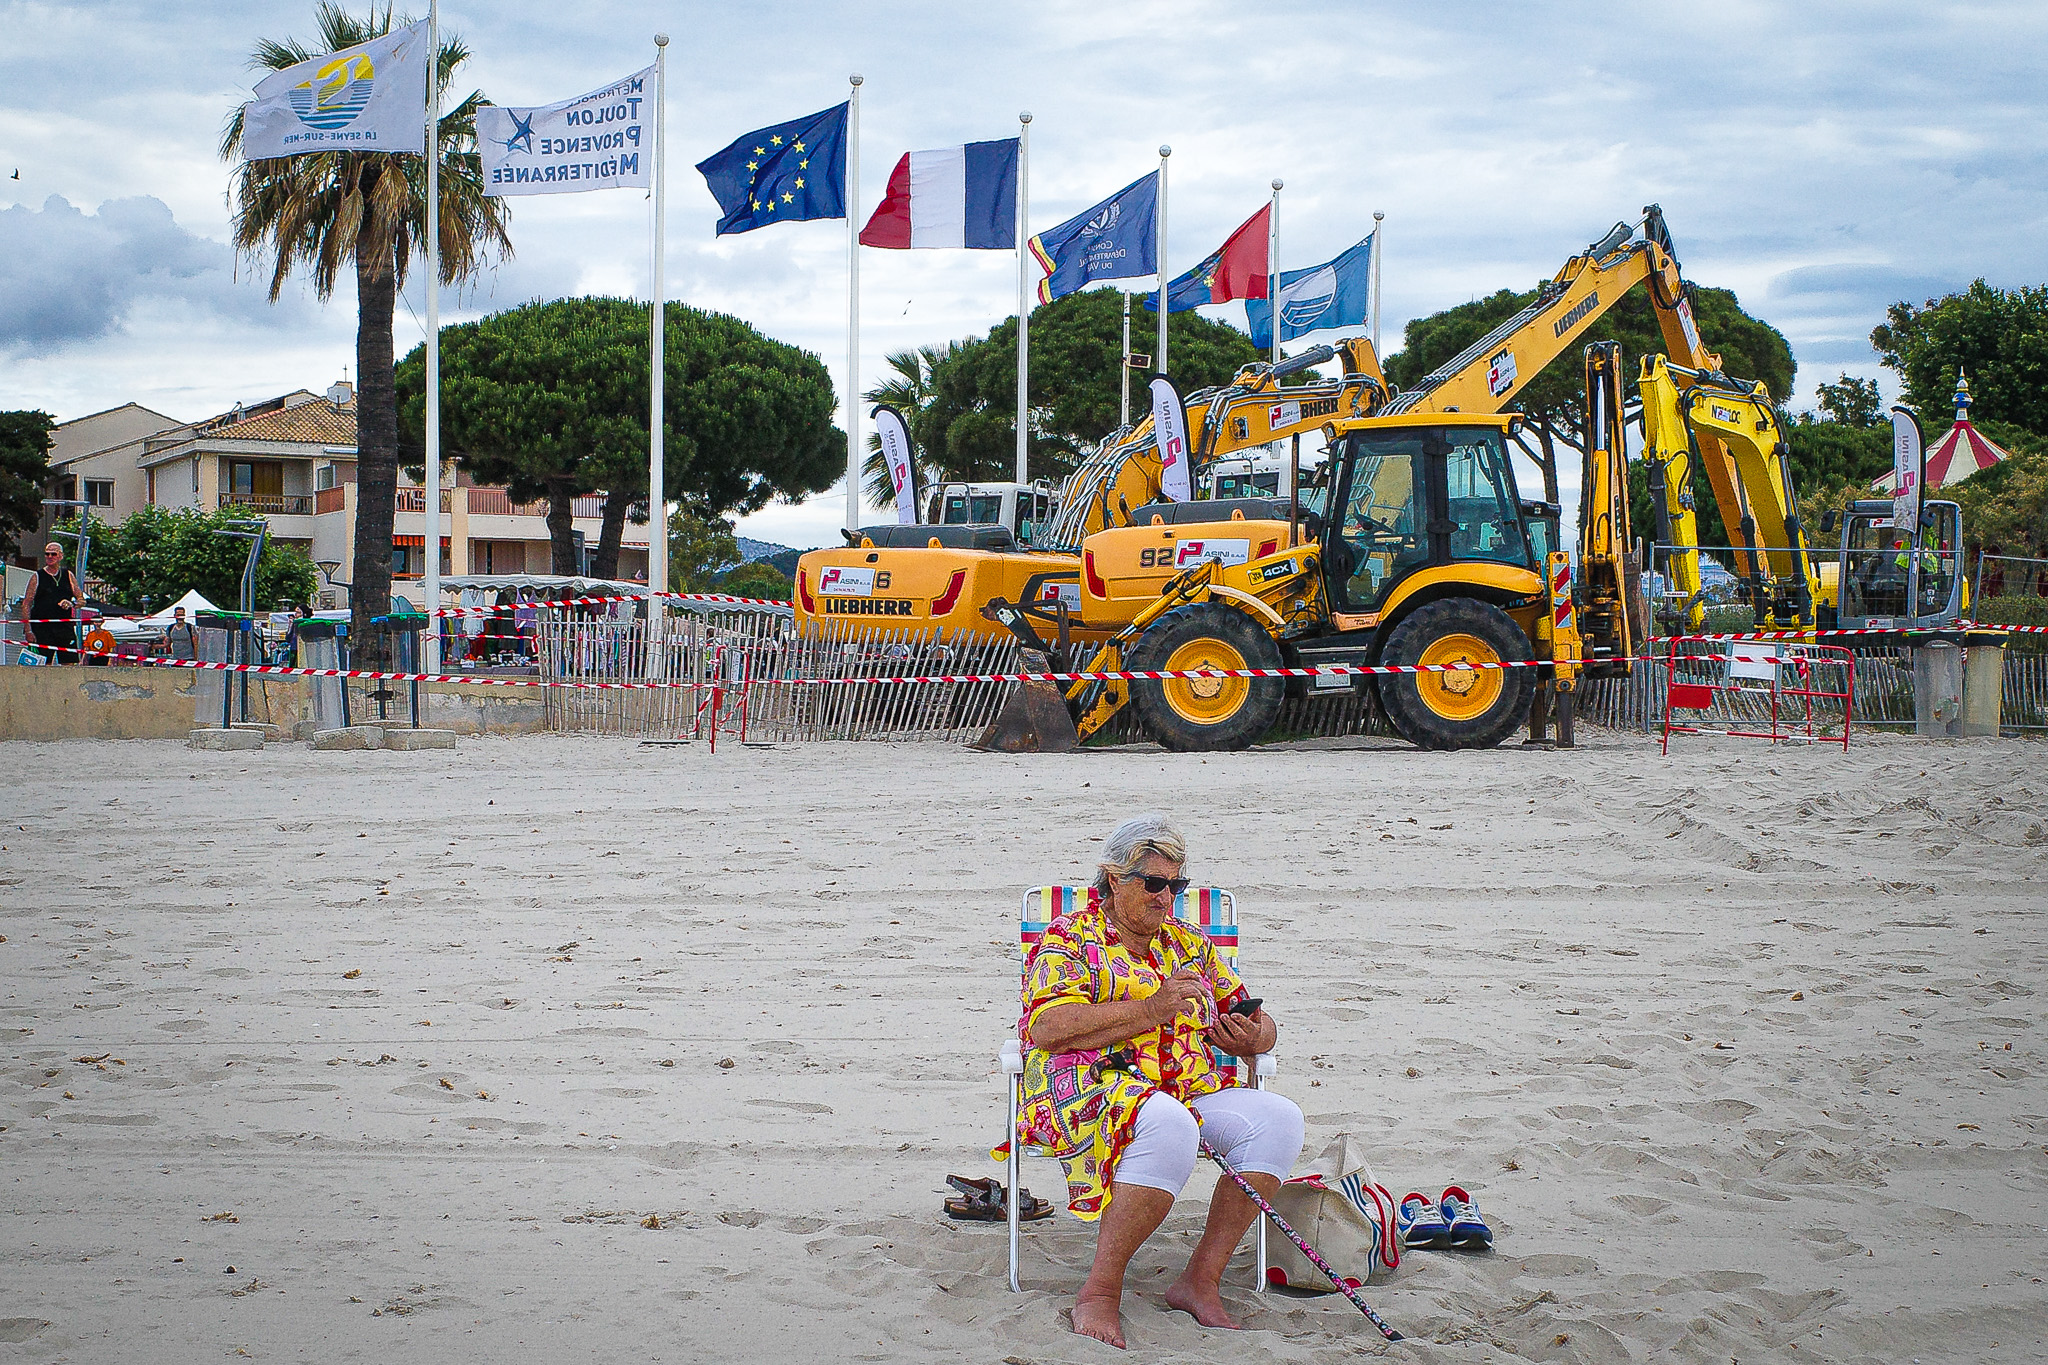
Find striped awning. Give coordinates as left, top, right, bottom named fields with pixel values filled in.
left=392, top=535, right=452, bottom=548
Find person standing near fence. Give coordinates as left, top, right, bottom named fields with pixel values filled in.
left=164, top=606, right=198, bottom=661
left=24, top=543, right=82, bottom=664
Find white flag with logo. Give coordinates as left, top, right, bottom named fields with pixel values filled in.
left=1151, top=377, right=1193, bottom=502
left=479, top=66, right=655, bottom=197
left=872, top=405, right=919, bottom=524
left=240, top=20, right=430, bottom=159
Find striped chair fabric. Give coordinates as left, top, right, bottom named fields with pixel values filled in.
left=1018, top=884, right=1244, bottom=1082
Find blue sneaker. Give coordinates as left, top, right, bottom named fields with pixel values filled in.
left=1439, top=1185, right=1493, bottom=1248
left=1398, top=1192, right=1453, bottom=1249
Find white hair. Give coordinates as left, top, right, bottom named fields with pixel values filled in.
left=1094, top=813, right=1187, bottom=894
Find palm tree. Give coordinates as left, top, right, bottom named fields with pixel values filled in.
left=860, top=342, right=962, bottom=509
left=221, top=2, right=511, bottom=658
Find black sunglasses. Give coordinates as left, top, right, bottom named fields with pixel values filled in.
left=1122, top=873, right=1190, bottom=896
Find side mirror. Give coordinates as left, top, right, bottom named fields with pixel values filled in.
left=1818, top=509, right=1838, bottom=535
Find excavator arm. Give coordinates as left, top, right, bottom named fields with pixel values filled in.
left=1039, top=337, right=1385, bottom=550
left=1639, top=358, right=1819, bottom=627
left=1387, top=206, right=1719, bottom=418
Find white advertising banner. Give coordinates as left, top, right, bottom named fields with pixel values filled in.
left=479, top=66, right=655, bottom=196
left=240, top=20, right=431, bottom=159
left=1891, top=407, right=1924, bottom=536
left=1151, top=376, right=1192, bottom=502
left=872, top=405, right=919, bottom=524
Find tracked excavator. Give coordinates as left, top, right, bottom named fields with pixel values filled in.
left=1636, top=357, right=1819, bottom=632
left=792, top=338, right=1388, bottom=637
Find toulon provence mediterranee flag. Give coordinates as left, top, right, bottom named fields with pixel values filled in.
left=239, top=20, right=431, bottom=158
left=1245, top=234, right=1374, bottom=351
left=1028, top=172, right=1159, bottom=303
left=696, top=103, right=849, bottom=235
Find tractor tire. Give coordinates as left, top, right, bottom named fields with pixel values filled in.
left=1128, top=603, right=1287, bottom=752
left=1376, top=598, right=1535, bottom=751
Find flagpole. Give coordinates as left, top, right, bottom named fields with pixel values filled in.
left=1155, top=145, right=1170, bottom=376
left=422, top=0, right=442, bottom=672
left=1371, top=210, right=1384, bottom=360
left=1120, top=291, right=1132, bottom=428
left=648, top=34, right=669, bottom=612
left=1268, top=179, right=1283, bottom=372
left=844, top=74, right=863, bottom=533
left=1015, top=111, right=1031, bottom=487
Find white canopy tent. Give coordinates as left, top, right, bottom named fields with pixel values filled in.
left=136, top=589, right=221, bottom=629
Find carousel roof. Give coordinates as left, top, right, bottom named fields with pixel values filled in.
left=1872, top=370, right=2011, bottom=492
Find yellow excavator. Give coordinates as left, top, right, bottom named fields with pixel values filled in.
left=791, top=340, right=1386, bottom=638
left=1637, top=357, right=1818, bottom=632
left=966, top=206, right=1743, bottom=751
left=794, top=205, right=1726, bottom=647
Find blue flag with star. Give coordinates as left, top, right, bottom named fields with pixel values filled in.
left=696, top=102, right=848, bottom=235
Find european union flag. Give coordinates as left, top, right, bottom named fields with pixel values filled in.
left=696, top=102, right=848, bottom=235
left=1245, top=234, right=1374, bottom=351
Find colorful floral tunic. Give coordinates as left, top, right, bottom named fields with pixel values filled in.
left=1017, top=898, right=1248, bottom=1220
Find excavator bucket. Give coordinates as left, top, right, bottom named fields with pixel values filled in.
left=974, top=648, right=1080, bottom=753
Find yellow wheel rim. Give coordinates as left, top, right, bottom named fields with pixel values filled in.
left=1161, top=638, right=1251, bottom=724
left=1415, top=632, right=1504, bottom=721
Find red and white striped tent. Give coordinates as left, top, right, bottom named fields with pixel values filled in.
left=1872, top=370, right=2011, bottom=491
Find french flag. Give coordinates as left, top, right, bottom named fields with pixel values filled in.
left=859, top=139, right=1019, bottom=249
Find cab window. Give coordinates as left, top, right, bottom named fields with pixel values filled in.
left=1443, top=431, right=1528, bottom=566
left=1337, top=439, right=1427, bottom=610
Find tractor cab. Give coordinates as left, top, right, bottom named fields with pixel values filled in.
left=1826, top=498, right=1965, bottom=630
left=1317, top=417, right=1547, bottom=628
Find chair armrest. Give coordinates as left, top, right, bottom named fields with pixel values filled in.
left=1000, top=1039, right=1024, bottom=1074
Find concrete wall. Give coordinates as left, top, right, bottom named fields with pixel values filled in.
left=1, top=665, right=549, bottom=740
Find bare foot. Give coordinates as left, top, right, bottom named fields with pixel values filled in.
left=1165, top=1277, right=1243, bottom=1330
left=1071, top=1291, right=1127, bottom=1348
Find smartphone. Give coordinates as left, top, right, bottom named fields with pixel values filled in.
left=1227, top=997, right=1264, bottom=1017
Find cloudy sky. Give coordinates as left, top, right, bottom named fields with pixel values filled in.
left=4, top=0, right=2044, bottom=550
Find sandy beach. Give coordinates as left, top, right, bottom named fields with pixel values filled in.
left=2, top=729, right=2044, bottom=1363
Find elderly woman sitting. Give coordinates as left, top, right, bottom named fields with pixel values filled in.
left=1019, top=814, right=1305, bottom=1349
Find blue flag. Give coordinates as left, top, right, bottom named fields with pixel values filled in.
left=1028, top=172, right=1158, bottom=303
left=1245, top=234, right=1374, bottom=350
left=1154, top=252, right=1222, bottom=312
left=696, top=103, right=848, bottom=235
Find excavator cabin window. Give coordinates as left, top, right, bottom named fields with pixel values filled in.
left=1331, top=425, right=1532, bottom=614
left=1335, top=438, right=1428, bottom=611
left=1443, top=433, right=1530, bottom=569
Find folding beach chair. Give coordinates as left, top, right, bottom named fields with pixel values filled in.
left=998, top=884, right=1277, bottom=1293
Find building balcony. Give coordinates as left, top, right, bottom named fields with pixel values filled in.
left=219, top=492, right=314, bottom=515
left=315, top=485, right=346, bottom=515
left=395, top=488, right=454, bottom=513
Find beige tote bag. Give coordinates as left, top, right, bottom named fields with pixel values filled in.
left=1264, top=1135, right=1402, bottom=1291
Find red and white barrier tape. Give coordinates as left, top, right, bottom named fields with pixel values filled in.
left=75, top=644, right=1570, bottom=690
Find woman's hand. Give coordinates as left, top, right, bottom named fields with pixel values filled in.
left=1207, top=1007, right=1274, bottom=1060
left=1145, top=968, right=1209, bottom=1027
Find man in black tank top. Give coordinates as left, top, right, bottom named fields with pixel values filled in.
left=24, top=542, right=81, bottom=663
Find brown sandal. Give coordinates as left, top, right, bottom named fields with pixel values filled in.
left=944, top=1174, right=1053, bottom=1221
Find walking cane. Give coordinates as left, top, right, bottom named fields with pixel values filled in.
left=1198, top=1140, right=1403, bottom=1343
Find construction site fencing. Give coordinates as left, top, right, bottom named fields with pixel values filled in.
left=1577, top=639, right=2048, bottom=734
left=536, top=612, right=1028, bottom=743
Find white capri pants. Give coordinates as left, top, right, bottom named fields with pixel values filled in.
left=1113, top=1087, right=1306, bottom=1196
